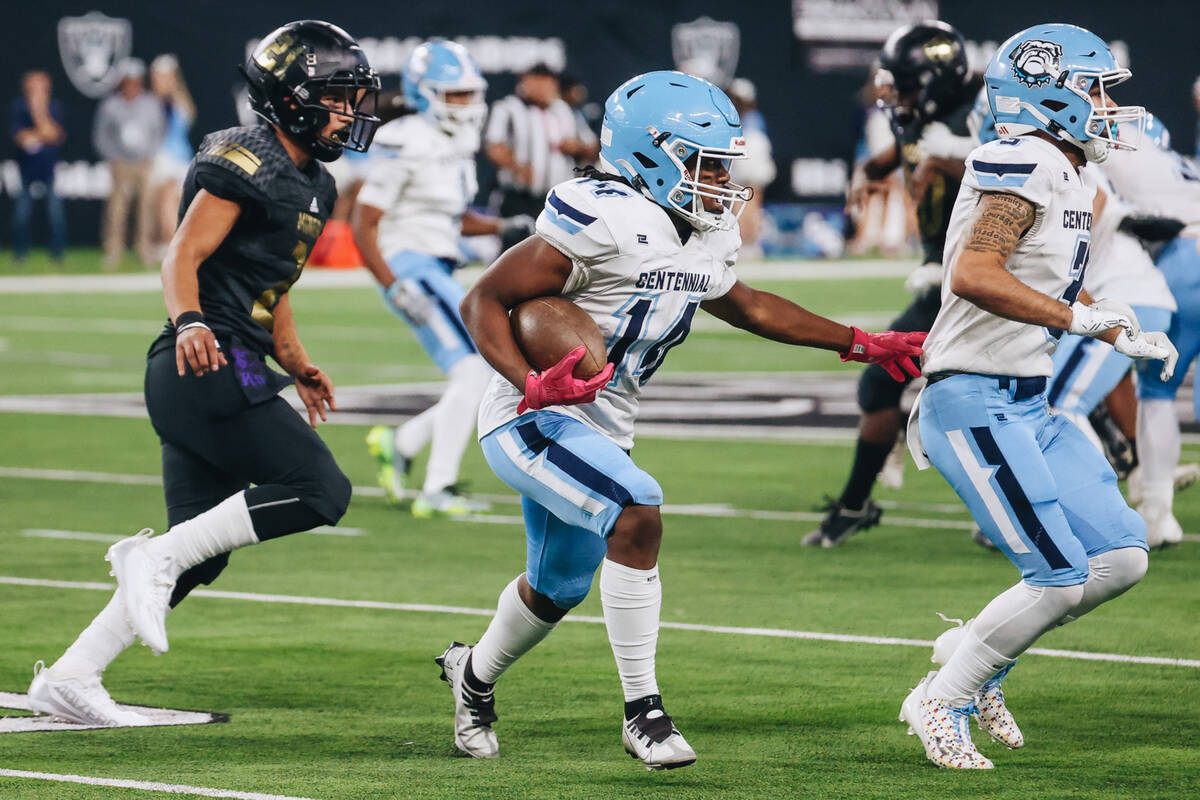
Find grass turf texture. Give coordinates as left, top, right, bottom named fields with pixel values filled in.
left=0, top=261, right=1197, bottom=798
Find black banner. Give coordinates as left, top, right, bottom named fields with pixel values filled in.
left=6, top=1, right=1200, bottom=247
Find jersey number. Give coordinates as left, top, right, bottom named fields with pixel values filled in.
left=607, top=297, right=700, bottom=386
left=1049, top=234, right=1091, bottom=340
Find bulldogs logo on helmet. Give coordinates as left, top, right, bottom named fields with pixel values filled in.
left=1009, top=39, right=1063, bottom=88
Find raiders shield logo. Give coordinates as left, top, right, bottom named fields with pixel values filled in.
left=1009, top=39, right=1063, bottom=88
left=57, top=11, right=133, bottom=98
left=671, top=16, right=740, bottom=87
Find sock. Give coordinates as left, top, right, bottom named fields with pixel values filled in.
left=1059, top=547, right=1148, bottom=625
left=839, top=438, right=892, bottom=510
left=396, top=408, right=435, bottom=461
left=470, top=576, right=557, bottom=684
left=49, top=593, right=136, bottom=678
left=423, top=355, right=493, bottom=495
left=1138, top=398, right=1180, bottom=485
left=143, top=491, right=258, bottom=578
left=600, top=559, right=661, bottom=702
left=928, top=580, right=1084, bottom=705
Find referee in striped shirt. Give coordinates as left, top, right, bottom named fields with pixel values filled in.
left=485, top=64, right=598, bottom=251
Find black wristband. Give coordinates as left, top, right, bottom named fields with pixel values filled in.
left=174, top=311, right=205, bottom=330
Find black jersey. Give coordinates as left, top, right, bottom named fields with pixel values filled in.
left=891, top=77, right=981, bottom=265
left=151, top=124, right=337, bottom=358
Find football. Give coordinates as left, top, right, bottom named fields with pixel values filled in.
left=510, top=296, right=608, bottom=378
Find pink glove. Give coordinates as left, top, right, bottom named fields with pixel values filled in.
left=840, top=327, right=926, bottom=381
left=517, top=346, right=615, bottom=414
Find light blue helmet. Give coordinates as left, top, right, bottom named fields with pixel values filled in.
left=985, top=23, right=1144, bottom=163
left=401, top=39, right=487, bottom=136
left=968, top=86, right=998, bottom=144
left=1142, top=111, right=1171, bottom=150
left=600, top=70, right=751, bottom=232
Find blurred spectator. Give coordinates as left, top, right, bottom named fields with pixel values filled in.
left=845, top=65, right=912, bottom=257
left=93, top=57, right=165, bottom=268
left=726, top=77, right=775, bottom=258
left=484, top=64, right=596, bottom=251
left=559, top=71, right=602, bottom=137
left=148, top=54, right=195, bottom=256
left=10, top=70, right=66, bottom=263
left=1193, top=76, right=1200, bottom=160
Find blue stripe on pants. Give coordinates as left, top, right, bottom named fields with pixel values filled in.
left=514, top=420, right=634, bottom=506
left=969, top=425, right=1072, bottom=570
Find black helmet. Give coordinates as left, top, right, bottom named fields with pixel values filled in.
left=877, top=20, right=969, bottom=124
left=241, top=20, right=381, bottom=162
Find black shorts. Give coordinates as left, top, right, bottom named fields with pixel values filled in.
left=857, top=288, right=942, bottom=413
left=144, top=346, right=349, bottom=529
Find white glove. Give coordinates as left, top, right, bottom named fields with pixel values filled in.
left=1113, top=329, right=1179, bottom=381
left=904, top=263, right=944, bottom=296
left=1068, top=299, right=1140, bottom=338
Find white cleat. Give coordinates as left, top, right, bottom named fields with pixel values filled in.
left=27, top=661, right=149, bottom=727
left=900, top=671, right=994, bottom=769
left=878, top=436, right=908, bottom=490
left=435, top=641, right=499, bottom=758
left=1127, top=463, right=1200, bottom=506
left=106, top=530, right=175, bottom=655
left=412, top=488, right=491, bottom=519
left=976, top=666, right=1024, bottom=749
left=1139, top=500, right=1184, bottom=549
left=621, top=695, right=697, bottom=771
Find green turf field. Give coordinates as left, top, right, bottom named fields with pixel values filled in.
left=0, top=257, right=1197, bottom=799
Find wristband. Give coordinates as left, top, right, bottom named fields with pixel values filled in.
left=174, top=310, right=205, bottom=330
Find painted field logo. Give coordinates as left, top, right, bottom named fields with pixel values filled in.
left=57, top=11, right=133, bottom=98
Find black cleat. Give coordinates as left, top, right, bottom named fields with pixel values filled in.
left=621, top=694, right=696, bottom=770
left=802, top=497, right=883, bottom=547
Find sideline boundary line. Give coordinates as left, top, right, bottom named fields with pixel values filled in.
left=1, top=576, right=1196, bottom=669
left=0, top=768, right=320, bottom=800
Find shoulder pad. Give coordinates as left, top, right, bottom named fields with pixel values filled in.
left=964, top=137, right=1061, bottom=207
left=195, top=125, right=281, bottom=188
left=536, top=179, right=618, bottom=264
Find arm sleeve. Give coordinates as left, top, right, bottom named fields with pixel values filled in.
left=534, top=181, right=617, bottom=293
left=962, top=140, right=1055, bottom=210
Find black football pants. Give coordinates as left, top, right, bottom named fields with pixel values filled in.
left=143, top=348, right=351, bottom=607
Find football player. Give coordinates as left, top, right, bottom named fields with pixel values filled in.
left=1098, top=111, right=1200, bottom=546
left=901, top=24, right=1175, bottom=768
left=26, top=20, right=380, bottom=726
left=808, top=21, right=982, bottom=547
left=356, top=40, right=527, bottom=517
left=436, top=70, right=925, bottom=770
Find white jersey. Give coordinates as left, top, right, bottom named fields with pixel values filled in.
left=356, top=114, right=478, bottom=261
left=1083, top=165, right=1175, bottom=311
left=923, top=136, right=1097, bottom=378
left=477, top=177, right=740, bottom=449
left=1102, top=121, right=1200, bottom=235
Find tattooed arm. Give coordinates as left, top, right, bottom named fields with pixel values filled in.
left=948, top=192, right=1074, bottom=330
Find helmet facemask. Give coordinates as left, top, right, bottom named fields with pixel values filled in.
left=1062, top=69, right=1144, bottom=162
left=651, top=128, right=753, bottom=232
left=286, top=69, right=381, bottom=162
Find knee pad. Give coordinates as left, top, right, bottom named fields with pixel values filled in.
left=1092, top=546, right=1148, bottom=594
left=297, top=463, right=353, bottom=526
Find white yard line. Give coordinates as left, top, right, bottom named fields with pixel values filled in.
left=9, top=465, right=1198, bottom=538
left=22, top=527, right=363, bottom=541
left=0, top=576, right=1195, bottom=668
left=0, top=768, right=321, bottom=800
